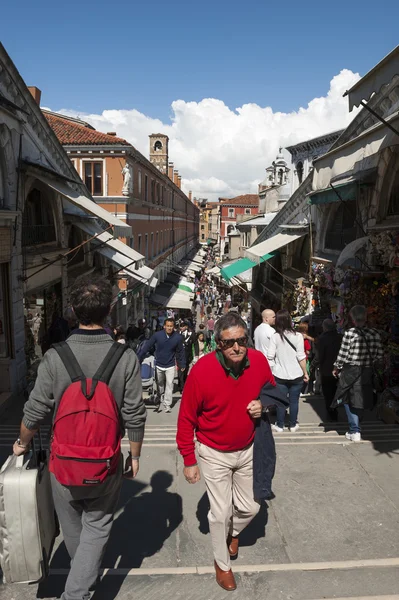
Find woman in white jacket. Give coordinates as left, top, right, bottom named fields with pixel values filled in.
left=267, top=309, right=309, bottom=432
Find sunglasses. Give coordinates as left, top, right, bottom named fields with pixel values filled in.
left=219, top=336, right=248, bottom=349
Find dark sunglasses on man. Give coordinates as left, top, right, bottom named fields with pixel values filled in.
left=219, top=336, right=248, bottom=349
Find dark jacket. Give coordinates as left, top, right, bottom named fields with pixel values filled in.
left=253, top=382, right=289, bottom=501
left=318, top=330, right=342, bottom=377
left=138, top=330, right=186, bottom=369
left=331, top=364, right=374, bottom=410
left=181, top=330, right=195, bottom=364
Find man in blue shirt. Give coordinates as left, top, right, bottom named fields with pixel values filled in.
left=138, top=318, right=186, bottom=413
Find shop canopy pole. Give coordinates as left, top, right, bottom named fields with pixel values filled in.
left=359, top=101, right=399, bottom=137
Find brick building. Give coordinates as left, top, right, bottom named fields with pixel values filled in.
left=44, top=111, right=199, bottom=324
left=218, top=194, right=259, bottom=255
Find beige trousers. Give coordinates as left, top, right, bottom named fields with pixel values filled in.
left=197, top=441, right=260, bottom=571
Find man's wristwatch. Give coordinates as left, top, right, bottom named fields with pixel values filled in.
left=15, top=438, right=30, bottom=449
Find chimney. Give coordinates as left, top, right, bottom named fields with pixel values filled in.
left=178, top=175, right=182, bottom=189
left=168, top=162, right=174, bottom=180
left=174, top=170, right=179, bottom=186
left=107, top=132, right=116, bottom=136
left=189, top=191, right=192, bottom=201
left=27, top=86, right=42, bottom=105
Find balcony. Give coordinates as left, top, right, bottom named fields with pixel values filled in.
left=22, top=224, right=56, bottom=247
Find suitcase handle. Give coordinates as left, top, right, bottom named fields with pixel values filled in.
left=15, top=455, right=25, bottom=469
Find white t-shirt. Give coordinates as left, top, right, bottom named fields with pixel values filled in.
left=254, top=323, right=275, bottom=357
left=267, top=331, right=306, bottom=380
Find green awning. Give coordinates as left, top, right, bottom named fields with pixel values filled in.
left=221, top=254, right=274, bottom=282
left=309, top=182, right=357, bottom=206
left=178, top=283, right=193, bottom=293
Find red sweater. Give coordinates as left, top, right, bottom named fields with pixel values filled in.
left=176, top=349, right=275, bottom=466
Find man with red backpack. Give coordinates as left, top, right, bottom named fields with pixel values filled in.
left=13, top=275, right=146, bottom=600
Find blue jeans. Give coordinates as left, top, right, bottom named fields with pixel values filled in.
left=275, top=377, right=303, bottom=428
left=344, top=404, right=363, bottom=434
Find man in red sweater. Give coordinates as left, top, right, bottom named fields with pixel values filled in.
left=176, top=312, right=275, bottom=591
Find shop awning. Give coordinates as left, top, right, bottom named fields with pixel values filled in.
left=33, top=172, right=132, bottom=237
left=221, top=255, right=273, bottom=282
left=165, top=291, right=194, bottom=310
left=73, top=221, right=153, bottom=284
left=312, top=111, right=399, bottom=192
left=344, top=46, right=399, bottom=111
left=245, top=232, right=307, bottom=262
left=178, top=279, right=195, bottom=293
left=336, top=237, right=369, bottom=267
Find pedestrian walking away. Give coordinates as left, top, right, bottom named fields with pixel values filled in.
left=267, top=309, right=309, bottom=432
left=318, top=319, right=342, bottom=421
left=332, top=305, right=384, bottom=442
left=254, top=309, right=276, bottom=357
left=177, top=311, right=280, bottom=591
left=13, top=275, right=147, bottom=600
left=138, top=317, right=186, bottom=413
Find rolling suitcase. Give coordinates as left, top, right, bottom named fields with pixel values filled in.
left=0, top=438, right=58, bottom=584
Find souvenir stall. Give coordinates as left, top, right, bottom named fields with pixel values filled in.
left=309, top=232, right=399, bottom=424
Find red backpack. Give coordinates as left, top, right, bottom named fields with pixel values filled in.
left=49, top=342, right=127, bottom=486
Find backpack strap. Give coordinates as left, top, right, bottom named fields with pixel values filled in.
left=92, top=342, right=128, bottom=386
left=52, top=342, right=85, bottom=383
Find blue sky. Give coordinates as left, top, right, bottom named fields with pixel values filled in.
left=2, top=0, right=398, bottom=200
left=1, top=0, right=398, bottom=120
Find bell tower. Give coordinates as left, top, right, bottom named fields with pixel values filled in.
left=149, top=134, right=169, bottom=175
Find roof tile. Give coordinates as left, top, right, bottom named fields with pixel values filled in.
left=44, top=111, right=131, bottom=146
left=219, top=194, right=259, bottom=206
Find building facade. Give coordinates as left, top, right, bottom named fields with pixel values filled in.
left=45, top=111, right=199, bottom=325
left=218, top=194, right=259, bottom=256
left=0, top=44, right=143, bottom=404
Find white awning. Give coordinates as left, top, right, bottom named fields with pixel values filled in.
left=344, top=46, right=399, bottom=111
left=73, top=221, right=154, bottom=284
left=34, top=173, right=132, bottom=237
left=245, top=232, right=307, bottom=262
left=336, top=237, right=369, bottom=267
left=165, top=291, right=193, bottom=310
left=312, top=111, right=399, bottom=192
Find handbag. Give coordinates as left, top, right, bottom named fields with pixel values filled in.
left=357, top=328, right=384, bottom=393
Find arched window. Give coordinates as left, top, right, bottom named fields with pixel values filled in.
left=387, top=169, right=399, bottom=216
left=278, top=169, right=284, bottom=185
left=227, top=224, right=235, bottom=234
left=154, top=141, right=163, bottom=151
left=325, top=200, right=357, bottom=251
left=296, top=161, right=304, bottom=184
left=22, top=187, right=56, bottom=246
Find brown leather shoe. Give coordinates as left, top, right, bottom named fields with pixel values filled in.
left=214, top=560, right=237, bottom=591
left=227, top=535, right=239, bottom=559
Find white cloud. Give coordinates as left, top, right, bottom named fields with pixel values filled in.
left=57, top=69, right=360, bottom=201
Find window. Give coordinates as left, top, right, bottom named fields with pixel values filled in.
left=201, top=234, right=205, bottom=240
left=154, top=140, right=162, bottom=151
left=160, top=231, right=163, bottom=251
left=144, top=175, right=148, bottom=202
left=245, top=208, right=251, bottom=215
left=325, top=200, right=357, bottom=251
left=201, top=225, right=205, bottom=230
left=228, top=208, right=235, bottom=218
left=151, top=180, right=155, bottom=203
left=145, top=234, right=149, bottom=259
left=84, top=162, right=103, bottom=195
left=156, top=232, right=159, bottom=255
left=129, top=235, right=135, bottom=250
left=138, top=171, right=142, bottom=196
left=22, top=188, right=56, bottom=246
left=151, top=233, right=154, bottom=257
left=296, top=161, right=304, bottom=184
left=138, top=234, right=142, bottom=254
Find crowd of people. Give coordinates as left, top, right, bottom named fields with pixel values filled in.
left=12, top=258, right=385, bottom=596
